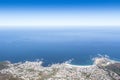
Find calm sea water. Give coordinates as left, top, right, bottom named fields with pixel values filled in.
left=0, top=27, right=120, bottom=66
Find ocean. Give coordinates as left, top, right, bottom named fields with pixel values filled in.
left=0, top=27, right=120, bottom=66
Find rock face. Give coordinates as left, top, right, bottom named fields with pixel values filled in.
left=105, top=63, right=120, bottom=76
left=93, top=57, right=120, bottom=80
left=0, top=61, right=10, bottom=70
left=0, top=57, right=120, bottom=80
left=104, top=63, right=120, bottom=80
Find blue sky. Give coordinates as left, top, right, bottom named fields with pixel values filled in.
left=0, top=0, right=120, bottom=28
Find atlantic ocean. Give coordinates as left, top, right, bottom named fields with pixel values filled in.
left=0, top=27, right=120, bottom=66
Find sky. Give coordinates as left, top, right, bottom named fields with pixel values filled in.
left=0, top=0, right=120, bottom=28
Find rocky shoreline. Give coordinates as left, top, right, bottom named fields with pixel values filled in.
left=0, top=57, right=120, bottom=80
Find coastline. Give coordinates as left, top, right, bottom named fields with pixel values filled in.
left=0, top=56, right=120, bottom=80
